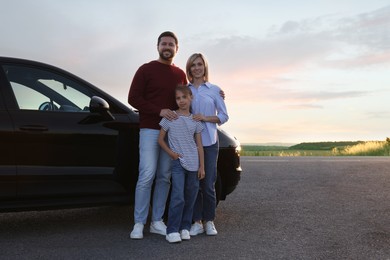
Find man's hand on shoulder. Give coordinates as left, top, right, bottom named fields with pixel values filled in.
left=160, top=109, right=178, bottom=121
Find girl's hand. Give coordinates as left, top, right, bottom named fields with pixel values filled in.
left=198, top=168, right=205, bottom=180
left=170, top=152, right=181, bottom=160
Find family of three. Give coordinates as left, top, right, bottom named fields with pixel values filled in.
left=128, top=31, right=229, bottom=243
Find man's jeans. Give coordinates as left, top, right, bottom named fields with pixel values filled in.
left=134, top=129, right=171, bottom=224
left=167, top=159, right=199, bottom=234
left=192, top=141, right=218, bottom=222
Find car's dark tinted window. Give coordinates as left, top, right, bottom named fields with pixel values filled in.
left=3, top=65, right=94, bottom=112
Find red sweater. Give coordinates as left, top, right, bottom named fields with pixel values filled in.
left=128, top=60, right=187, bottom=129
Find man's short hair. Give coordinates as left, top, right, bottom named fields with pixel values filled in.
left=157, top=31, right=178, bottom=45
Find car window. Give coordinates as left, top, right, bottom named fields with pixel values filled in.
left=3, top=65, right=93, bottom=112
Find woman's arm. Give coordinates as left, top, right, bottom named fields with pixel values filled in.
left=215, top=87, right=229, bottom=125
left=192, top=85, right=228, bottom=125
left=193, top=114, right=221, bottom=124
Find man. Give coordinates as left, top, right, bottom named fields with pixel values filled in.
left=128, top=31, right=187, bottom=239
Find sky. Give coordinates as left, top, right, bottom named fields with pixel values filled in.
left=1, top=0, right=390, bottom=144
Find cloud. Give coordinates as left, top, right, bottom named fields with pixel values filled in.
left=262, top=88, right=371, bottom=110
left=190, top=5, right=390, bottom=114
left=364, top=110, right=390, bottom=119
left=336, top=5, right=390, bottom=51
left=200, top=32, right=334, bottom=78
left=318, top=5, right=390, bottom=68
left=217, top=69, right=371, bottom=104
left=324, top=52, right=390, bottom=68
left=278, top=21, right=301, bottom=34
left=282, top=104, right=324, bottom=110
left=197, top=5, right=390, bottom=82
left=286, top=89, right=369, bottom=101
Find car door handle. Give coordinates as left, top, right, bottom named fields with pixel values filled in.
left=19, top=125, right=49, bottom=132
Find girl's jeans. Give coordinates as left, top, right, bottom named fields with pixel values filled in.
left=167, top=159, right=199, bottom=234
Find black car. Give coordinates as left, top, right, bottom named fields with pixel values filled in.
left=0, top=57, right=242, bottom=212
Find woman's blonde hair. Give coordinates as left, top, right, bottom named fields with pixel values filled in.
left=186, top=53, right=209, bottom=83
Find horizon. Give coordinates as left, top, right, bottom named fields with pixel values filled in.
left=241, top=139, right=385, bottom=146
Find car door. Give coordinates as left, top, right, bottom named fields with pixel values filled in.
left=2, top=63, right=129, bottom=199
left=0, top=76, right=17, bottom=200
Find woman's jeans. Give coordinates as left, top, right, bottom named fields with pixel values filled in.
left=134, top=129, right=171, bottom=224
left=192, top=141, right=218, bottom=222
left=167, top=159, right=199, bottom=234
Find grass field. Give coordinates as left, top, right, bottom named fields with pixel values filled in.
left=241, top=139, right=390, bottom=156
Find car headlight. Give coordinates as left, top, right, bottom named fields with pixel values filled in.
left=235, top=144, right=241, bottom=154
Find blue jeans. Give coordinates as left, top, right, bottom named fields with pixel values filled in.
left=134, top=129, right=171, bottom=224
left=192, top=141, right=218, bottom=222
left=167, top=159, right=199, bottom=234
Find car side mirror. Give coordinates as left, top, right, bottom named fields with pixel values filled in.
left=89, top=96, right=115, bottom=121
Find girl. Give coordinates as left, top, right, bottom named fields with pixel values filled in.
left=158, top=85, right=205, bottom=243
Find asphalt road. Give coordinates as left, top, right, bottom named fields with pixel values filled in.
left=0, top=156, right=389, bottom=259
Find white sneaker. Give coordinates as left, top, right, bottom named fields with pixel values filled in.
left=166, top=232, right=182, bottom=243
left=180, top=229, right=191, bottom=241
left=189, top=222, right=204, bottom=236
left=150, top=220, right=167, bottom=236
left=130, top=223, right=144, bottom=239
left=205, top=221, right=218, bottom=236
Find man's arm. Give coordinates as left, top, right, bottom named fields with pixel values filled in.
left=128, top=67, right=161, bottom=114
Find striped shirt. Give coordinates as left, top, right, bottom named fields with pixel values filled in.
left=159, top=113, right=204, bottom=171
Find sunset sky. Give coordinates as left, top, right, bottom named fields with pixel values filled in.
left=1, top=0, right=389, bottom=144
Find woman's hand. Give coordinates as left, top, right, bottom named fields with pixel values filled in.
left=193, top=113, right=206, bottom=122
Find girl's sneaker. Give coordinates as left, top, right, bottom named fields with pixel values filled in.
left=189, top=222, right=204, bottom=236
left=180, top=229, right=191, bottom=240
left=166, top=232, right=181, bottom=243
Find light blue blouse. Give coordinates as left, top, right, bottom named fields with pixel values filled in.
left=189, top=82, right=229, bottom=146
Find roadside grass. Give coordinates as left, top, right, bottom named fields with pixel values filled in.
left=241, top=149, right=334, bottom=156
left=241, top=139, right=390, bottom=156
left=334, top=141, right=390, bottom=156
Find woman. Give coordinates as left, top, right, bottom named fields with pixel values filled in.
left=186, top=53, right=229, bottom=236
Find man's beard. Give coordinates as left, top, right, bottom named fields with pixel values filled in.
left=159, top=49, right=174, bottom=61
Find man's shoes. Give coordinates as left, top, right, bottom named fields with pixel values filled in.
left=130, top=223, right=144, bottom=239
left=205, top=221, right=218, bottom=236
left=189, top=222, right=204, bottom=236
left=180, top=229, right=191, bottom=241
left=166, top=232, right=182, bottom=243
left=150, top=220, right=167, bottom=236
